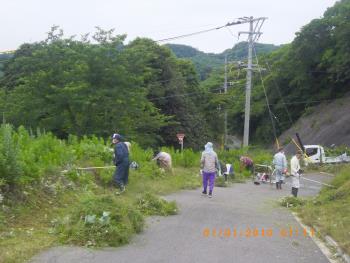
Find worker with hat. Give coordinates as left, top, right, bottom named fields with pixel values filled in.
left=273, top=147, right=288, bottom=190
left=111, top=133, right=129, bottom=194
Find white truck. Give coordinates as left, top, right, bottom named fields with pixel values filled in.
left=304, top=145, right=350, bottom=165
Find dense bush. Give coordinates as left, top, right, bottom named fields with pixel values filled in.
left=167, top=148, right=199, bottom=168
left=54, top=194, right=145, bottom=247
left=0, top=124, right=204, bottom=190
left=53, top=192, right=177, bottom=247
left=0, top=124, right=112, bottom=190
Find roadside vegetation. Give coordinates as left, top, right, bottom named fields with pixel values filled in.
left=0, top=123, right=199, bottom=263
left=280, top=163, right=350, bottom=255
left=3, top=121, right=349, bottom=263
left=298, top=165, right=350, bottom=255
left=0, top=123, right=268, bottom=263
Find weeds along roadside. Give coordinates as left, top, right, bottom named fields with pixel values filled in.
left=279, top=164, right=350, bottom=256
left=0, top=123, right=273, bottom=263
left=0, top=124, right=200, bottom=263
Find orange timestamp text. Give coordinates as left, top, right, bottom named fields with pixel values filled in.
left=202, top=227, right=315, bottom=238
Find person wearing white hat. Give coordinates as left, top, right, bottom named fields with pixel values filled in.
left=200, top=142, right=219, bottom=198
left=112, top=133, right=129, bottom=194
left=290, top=151, right=303, bottom=197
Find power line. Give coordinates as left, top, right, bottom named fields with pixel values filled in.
left=148, top=84, right=245, bottom=101
left=224, top=95, right=335, bottom=106
left=156, top=19, right=252, bottom=43
left=268, top=99, right=334, bottom=105
left=223, top=94, right=336, bottom=106
left=156, top=25, right=226, bottom=43
left=225, top=27, right=236, bottom=39
left=145, top=76, right=197, bottom=85
left=264, top=61, right=294, bottom=126
left=252, top=40, right=279, bottom=146
left=252, top=19, right=265, bottom=43
left=266, top=67, right=332, bottom=74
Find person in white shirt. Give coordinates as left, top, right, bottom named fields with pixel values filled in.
left=290, top=151, right=303, bottom=197
left=273, top=147, right=288, bottom=190
left=152, top=151, right=173, bottom=172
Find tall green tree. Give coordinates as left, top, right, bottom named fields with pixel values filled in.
left=1, top=27, right=168, bottom=147
left=123, top=38, right=211, bottom=149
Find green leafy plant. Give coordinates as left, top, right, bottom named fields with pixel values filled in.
left=136, top=192, right=177, bottom=216
left=0, top=124, right=22, bottom=187
left=279, top=196, right=306, bottom=208
left=54, top=194, right=144, bottom=247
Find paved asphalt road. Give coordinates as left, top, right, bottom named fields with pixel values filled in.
left=31, top=173, right=333, bottom=263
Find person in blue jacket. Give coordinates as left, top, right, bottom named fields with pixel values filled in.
left=112, top=133, right=129, bottom=194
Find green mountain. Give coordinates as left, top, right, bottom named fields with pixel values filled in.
left=166, top=42, right=280, bottom=80
left=221, top=42, right=281, bottom=60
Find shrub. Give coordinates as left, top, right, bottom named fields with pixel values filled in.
left=279, top=196, right=306, bottom=208
left=138, top=162, right=165, bottom=179
left=136, top=192, right=178, bottom=216
left=324, top=145, right=350, bottom=156
left=54, top=194, right=145, bottom=247
left=0, top=124, right=22, bottom=186
left=168, top=148, right=199, bottom=168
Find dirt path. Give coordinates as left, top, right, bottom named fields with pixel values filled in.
left=31, top=173, right=333, bottom=263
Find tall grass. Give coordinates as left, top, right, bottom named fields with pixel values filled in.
left=0, top=123, right=276, bottom=191
left=298, top=166, right=350, bottom=255
left=166, top=148, right=199, bottom=167
left=0, top=124, right=113, bottom=189
left=0, top=124, right=201, bottom=262
left=0, top=124, right=22, bottom=187
left=0, top=123, right=279, bottom=263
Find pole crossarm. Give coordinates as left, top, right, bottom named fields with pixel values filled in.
left=238, top=31, right=262, bottom=35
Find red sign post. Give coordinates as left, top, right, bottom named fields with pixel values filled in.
left=176, top=133, right=185, bottom=152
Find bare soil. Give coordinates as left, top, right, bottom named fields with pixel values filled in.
left=278, top=94, right=350, bottom=154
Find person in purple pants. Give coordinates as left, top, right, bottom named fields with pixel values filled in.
left=200, top=142, right=219, bottom=198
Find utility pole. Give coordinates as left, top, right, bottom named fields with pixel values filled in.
left=243, top=18, right=254, bottom=147
left=238, top=16, right=267, bottom=146
left=223, top=55, right=228, bottom=149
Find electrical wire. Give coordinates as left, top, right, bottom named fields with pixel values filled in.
left=268, top=99, right=334, bottom=105
left=252, top=43, right=279, bottom=144
left=225, top=27, right=236, bottom=38
left=156, top=26, right=226, bottom=43
left=148, top=83, right=245, bottom=101
left=253, top=19, right=265, bottom=42
left=156, top=20, right=244, bottom=43
left=265, top=61, right=294, bottom=126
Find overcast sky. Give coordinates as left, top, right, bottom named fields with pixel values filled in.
left=0, top=0, right=338, bottom=54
